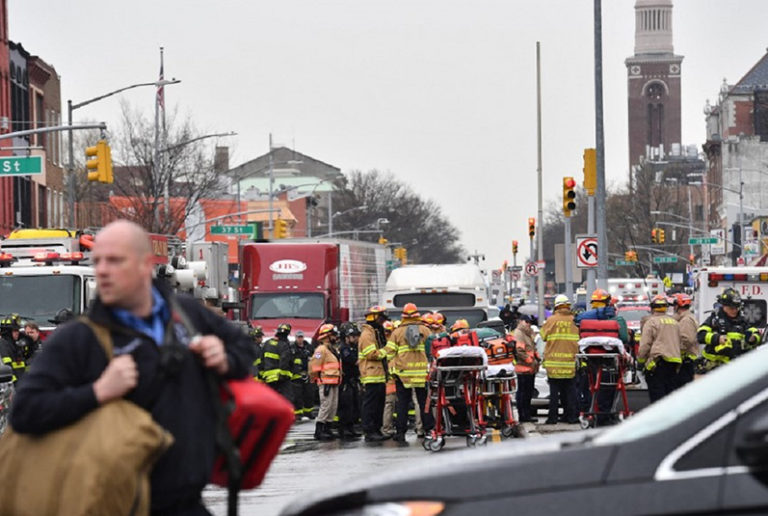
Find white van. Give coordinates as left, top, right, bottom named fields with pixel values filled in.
left=607, top=277, right=664, bottom=305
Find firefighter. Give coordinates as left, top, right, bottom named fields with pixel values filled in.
left=638, top=295, right=681, bottom=403
left=48, top=308, right=75, bottom=327
left=540, top=294, right=580, bottom=425
left=260, top=323, right=294, bottom=402
left=432, top=312, right=447, bottom=334
left=697, top=288, right=761, bottom=369
left=20, top=321, right=42, bottom=363
left=0, top=316, right=28, bottom=383
left=380, top=320, right=397, bottom=437
left=513, top=314, right=540, bottom=422
left=672, top=293, right=699, bottom=387
left=337, top=323, right=362, bottom=440
left=249, top=325, right=264, bottom=381
left=385, top=303, right=433, bottom=442
left=309, top=323, right=342, bottom=441
left=291, top=330, right=314, bottom=420
left=358, top=306, right=391, bottom=442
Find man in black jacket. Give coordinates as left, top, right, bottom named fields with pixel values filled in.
left=10, top=220, right=253, bottom=515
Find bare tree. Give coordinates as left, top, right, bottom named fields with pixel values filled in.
left=331, top=170, right=465, bottom=264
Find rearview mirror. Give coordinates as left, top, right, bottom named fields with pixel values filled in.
left=735, top=412, right=768, bottom=467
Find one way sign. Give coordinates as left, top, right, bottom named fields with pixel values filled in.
left=576, top=234, right=598, bottom=268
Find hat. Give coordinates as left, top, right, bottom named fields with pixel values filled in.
left=519, top=314, right=535, bottom=323
left=295, top=330, right=305, bottom=337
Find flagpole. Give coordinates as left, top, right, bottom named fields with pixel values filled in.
left=153, top=47, right=162, bottom=229
left=159, top=48, right=171, bottom=221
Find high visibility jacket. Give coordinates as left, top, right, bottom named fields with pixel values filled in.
left=540, top=309, right=579, bottom=379
left=358, top=324, right=387, bottom=384
left=259, top=337, right=293, bottom=384
left=309, top=342, right=341, bottom=384
left=291, top=343, right=312, bottom=381
left=385, top=320, right=431, bottom=388
left=697, top=309, right=761, bottom=366
left=638, top=312, right=681, bottom=370
left=674, top=310, right=699, bottom=361
left=0, top=339, right=27, bottom=383
left=513, top=326, right=539, bottom=375
left=252, top=342, right=264, bottom=382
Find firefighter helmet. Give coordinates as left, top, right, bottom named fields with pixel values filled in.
left=450, top=319, right=470, bottom=333
left=276, top=323, right=292, bottom=336
left=421, top=313, right=435, bottom=325
left=673, top=293, right=692, bottom=308
left=365, top=305, right=387, bottom=322
left=590, top=289, right=611, bottom=304
left=650, top=294, right=669, bottom=311
left=401, top=302, right=420, bottom=318
left=317, top=323, right=336, bottom=341
left=249, top=325, right=264, bottom=338
left=383, top=320, right=394, bottom=333
left=433, top=312, right=446, bottom=325
left=553, top=294, right=570, bottom=309
left=719, top=288, right=742, bottom=308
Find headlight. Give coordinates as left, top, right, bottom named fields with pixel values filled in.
left=333, top=501, right=445, bottom=516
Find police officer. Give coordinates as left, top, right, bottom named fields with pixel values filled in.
left=638, top=295, right=681, bottom=403
left=261, top=323, right=294, bottom=402
left=337, top=323, right=362, bottom=440
left=672, top=293, right=699, bottom=386
left=697, top=288, right=761, bottom=369
left=291, top=331, right=315, bottom=420
left=358, top=306, right=391, bottom=442
left=309, top=323, right=342, bottom=441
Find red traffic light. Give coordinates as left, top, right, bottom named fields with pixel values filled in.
left=564, top=177, right=576, bottom=189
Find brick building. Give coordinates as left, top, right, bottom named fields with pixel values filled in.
left=625, top=0, right=682, bottom=173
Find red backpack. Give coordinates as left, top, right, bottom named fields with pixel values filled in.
left=579, top=319, right=620, bottom=339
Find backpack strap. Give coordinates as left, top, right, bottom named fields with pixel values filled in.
left=78, top=317, right=114, bottom=360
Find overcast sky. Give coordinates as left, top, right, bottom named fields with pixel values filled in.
left=9, top=0, right=768, bottom=269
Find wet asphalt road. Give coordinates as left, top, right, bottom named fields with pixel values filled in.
left=202, top=418, right=581, bottom=516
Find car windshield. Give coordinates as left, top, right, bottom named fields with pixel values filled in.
left=594, top=345, right=768, bottom=444
left=250, top=293, right=325, bottom=319
left=0, top=274, right=80, bottom=325
left=618, top=309, right=649, bottom=322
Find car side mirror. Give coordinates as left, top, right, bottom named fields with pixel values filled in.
left=735, top=412, right=768, bottom=467
left=0, top=363, right=12, bottom=383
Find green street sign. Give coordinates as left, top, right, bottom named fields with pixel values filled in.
left=0, top=156, right=43, bottom=176
left=616, top=260, right=636, bottom=266
left=211, top=224, right=256, bottom=235
left=688, top=237, right=718, bottom=245
left=653, top=256, right=678, bottom=264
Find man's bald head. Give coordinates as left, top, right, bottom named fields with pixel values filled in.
left=97, top=220, right=152, bottom=258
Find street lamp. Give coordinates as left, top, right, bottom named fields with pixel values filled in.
left=327, top=205, right=368, bottom=237
left=67, top=78, right=181, bottom=226
left=232, top=158, right=303, bottom=226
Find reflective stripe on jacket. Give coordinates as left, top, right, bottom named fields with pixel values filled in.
left=697, top=308, right=761, bottom=366
left=513, top=326, right=538, bottom=375
left=358, top=324, right=387, bottom=384
left=260, top=337, right=293, bottom=383
left=386, top=320, right=430, bottom=388
left=540, top=309, right=579, bottom=379
left=674, top=310, right=699, bottom=360
left=309, top=343, right=341, bottom=384
left=638, top=313, right=681, bottom=370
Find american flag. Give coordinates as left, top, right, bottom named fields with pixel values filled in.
left=157, top=60, right=164, bottom=110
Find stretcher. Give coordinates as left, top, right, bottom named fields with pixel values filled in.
left=575, top=336, right=632, bottom=428
left=424, top=345, right=487, bottom=451
left=479, top=363, right=521, bottom=438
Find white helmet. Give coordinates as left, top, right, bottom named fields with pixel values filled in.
left=554, top=294, right=570, bottom=309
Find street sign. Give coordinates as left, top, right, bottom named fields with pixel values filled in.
left=524, top=261, right=540, bottom=277
left=616, top=260, right=636, bottom=266
left=688, top=237, right=718, bottom=245
left=510, top=271, right=521, bottom=281
left=509, top=265, right=523, bottom=272
left=0, top=156, right=43, bottom=176
left=575, top=234, right=598, bottom=268
left=653, top=256, right=678, bottom=264
left=210, top=224, right=256, bottom=235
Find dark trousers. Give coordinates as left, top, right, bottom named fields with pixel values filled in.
left=269, top=379, right=293, bottom=406
left=395, top=378, right=433, bottom=435
left=338, top=381, right=360, bottom=426
left=515, top=373, right=535, bottom=421
left=646, top=361, right=679, bottom=403
left=292, top=379, right=315, bottom=415
left=361, top=383, right=386, bottom=434
left=675, top=359, right=695, bottom=389
left=547, top=377, right=577, bottom=422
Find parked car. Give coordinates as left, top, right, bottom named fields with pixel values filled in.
left=282, top=344, right=768, bottom=516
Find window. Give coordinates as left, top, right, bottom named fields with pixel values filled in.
left=754, top=90, right=768, bottom=142
left=695, top=205, right=704, bottom=221
left=728, top=397, right=768, bottom=467
left=392, top=292, right=476, bottom=307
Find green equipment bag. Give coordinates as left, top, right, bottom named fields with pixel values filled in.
left=0, top=319, right=173, bottom=516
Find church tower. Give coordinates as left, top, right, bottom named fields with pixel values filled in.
left=626, top=0, right=683, bottom=170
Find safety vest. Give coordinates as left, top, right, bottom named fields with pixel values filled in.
left=698, top=309, right=761, bottom=366
left=358, top=324, right=387, bottom=384
left=309, top=343, right=341, bottom=385
left=260, top=338, right=293, bottom=384
left=385, top=320, right=430, bottom=388
left=540, top=311, right=579, bottom=379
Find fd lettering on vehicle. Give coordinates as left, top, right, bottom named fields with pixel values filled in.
left=740, top=285, right=763, bottom=296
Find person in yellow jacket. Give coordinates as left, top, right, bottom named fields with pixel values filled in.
left=358, top=306, right=391, bottom=442
left=384, top=303, right=434, bottom=442
left=309, top=323, right=342, bottom=441
left=638, top=295, right=681, bottom=403
left=379, top=321, right=397, bottom=437
left=672, top=293, right=699, bottom=387
left=540, top=294, right=580, bottom=425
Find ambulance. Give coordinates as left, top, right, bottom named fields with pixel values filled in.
left=692, top=266, right=768, bottom=328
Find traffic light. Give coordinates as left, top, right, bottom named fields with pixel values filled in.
left=512, top=240, right=519, bottom=255
left=85, top=140, right=114, bottom=183
left=393, top=247, right=407, bottom=264
left=378, top=237, right=388, bottom=245
left=625, top=250, right=637, bottom=262
left=528, top=217, right=536, bottom=238
left=651, top=228, right=658, bottom=244
left=583, top=148, right=596, bottom=195
left=658, top=229, right=666, bottom=244
left=562, top=176, right=576, bottom=217
left=273, top=218, right=289, bottom=239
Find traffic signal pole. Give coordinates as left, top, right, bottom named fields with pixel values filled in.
left=535, top=42, right=545, bottom=324
left=594, top=0, right=608, bottom=289
left=564, top=217, right=573, bottom=300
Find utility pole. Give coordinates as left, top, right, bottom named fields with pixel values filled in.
left=535, top=41, right=545, bottom=324
left=594, top=0, right=608, bottom=288
left=467, top=250, right=485, bottom=266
